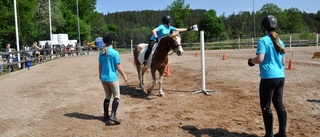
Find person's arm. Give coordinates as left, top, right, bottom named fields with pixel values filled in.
left=98, top=63, right=102, bottom=79
left=282, top=55, right=286, bottom=66
left=250, top=54, right=264, bottom=64
left=152, top=28, right=158, bottom=38
left=176, top=24, right=198, bottom=32
left=176, top=28, right=188, bottom=32
left=117, top=64, right=128, bottom=82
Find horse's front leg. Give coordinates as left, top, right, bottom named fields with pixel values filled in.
left=158, top=74, right=164, bottom=97
left=147, top=69, right=156, bottom=94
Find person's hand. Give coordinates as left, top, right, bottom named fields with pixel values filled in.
left=248, top=58, right=255, bottom=67
left=155, top=37, right=159, bottom=42
left=123, top=75, right=128, bottom=82
left=187, top=24, right=198, bottom=31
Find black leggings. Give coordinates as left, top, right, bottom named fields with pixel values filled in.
left=259, top=78, right=287, bottom=136
left=144, top=40, right=156, bottom=61
left=259, top=78, right=285, bottom=110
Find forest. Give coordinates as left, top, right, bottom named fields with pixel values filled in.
left=0, top=0, right=319, bottom=50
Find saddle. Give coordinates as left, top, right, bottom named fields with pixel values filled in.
left=137, top=43, right=158, bottom=67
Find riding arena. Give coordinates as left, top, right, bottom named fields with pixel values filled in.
left=0, top=32, right=319, bottom=137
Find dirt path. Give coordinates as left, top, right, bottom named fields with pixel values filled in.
left=0, top=47, right=319, bottom=137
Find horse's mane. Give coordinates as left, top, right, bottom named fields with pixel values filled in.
left=170, top=31, right=180, bottom=37
left=159, top=31, right=180, bottom=41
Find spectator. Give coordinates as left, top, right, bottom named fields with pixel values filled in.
left=24, top=45, right=33, bottom=58
left=0, top=51, right=3, bottom=75
left=32, top=42, right=42, bottom=64
left=44, top=41, right=50, bottom=55
left=5, top=43, right=14, bottom=72
left=24, top=52, right=32, bottom=70
left=67, top=45, right=71, bottom=56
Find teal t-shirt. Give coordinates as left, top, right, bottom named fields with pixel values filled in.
left=256, top=34, right=285, bottom=79
left=98, top=47, right=120, bottom=82
left=150, top=24, right=177, bottom=41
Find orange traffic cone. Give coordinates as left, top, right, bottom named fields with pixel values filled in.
left=195, top=51, right=199, bottom=57
left=222, top=53, right=227, bottom=60
left=287, top=59, right=294, bottom=70
left=165, top=66, right=171, bottom=77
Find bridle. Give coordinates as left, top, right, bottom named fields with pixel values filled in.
left=169, top=34, right=182, bottom=55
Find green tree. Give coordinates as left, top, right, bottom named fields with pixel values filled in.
left=199, top=10, right=224, bottom=41
left=63, top=0, right=96, bottom=23
left=34, top=0, right=65, bottom=41
left=257, top=3, right=282, bottom=16
left=90, top=12, right=109, bottom=39
left=166, top=0, right=190, bottom=28
left=57, top=1, right=92, bottom=42
left=0, top=0, right=15, bottom=46
left=281, top=8, right=304, bottom=33
left=17, top=0, right=37, bottom=46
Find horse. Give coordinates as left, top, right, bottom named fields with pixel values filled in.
left=133, top=31, right=183, bottom=97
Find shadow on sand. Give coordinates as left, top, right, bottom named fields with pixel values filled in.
left=64, top=112, right=103, bottom=121
left=181, top=125, right=259, bottom=137
left=63, top=112, right=119, bottom=126
left=120, top=85, right=152, bottom=100
left=307, top=99, right=320, bottom=103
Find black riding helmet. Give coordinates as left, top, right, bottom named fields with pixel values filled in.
left=162, top=15, right=173, bottom=24
left=261, top=15, right=277, bottom=32
left=103, top=33, right=116, bottom=44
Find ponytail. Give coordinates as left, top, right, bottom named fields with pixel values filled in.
left=270, top=31, right=285, bottom=54
left=102, top=46, right=108, bottom=55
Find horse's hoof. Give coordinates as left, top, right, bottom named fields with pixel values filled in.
left=159, top=94, right=165, bottom=97
left=140, top=85, right=144, bottom=91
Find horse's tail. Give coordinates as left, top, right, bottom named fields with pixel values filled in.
left=133, top=44, right=141, bottom=69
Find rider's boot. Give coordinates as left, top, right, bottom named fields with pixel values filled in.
left=109, top=112, right=121, bottom=124
left=102, top=99, right=110, bottom=122
left=262, top=108, right=274, bottom=137
left=142, top=41, right=155, bottom=67
left=274, top=107, right=287, bottom=137
left=109, top=98, right=121, bottom=124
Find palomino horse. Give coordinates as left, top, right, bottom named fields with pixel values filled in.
left=133, top=31, right=183, bottom=97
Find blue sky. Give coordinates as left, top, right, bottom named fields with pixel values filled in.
left=95, top=0, right=320, bottom=16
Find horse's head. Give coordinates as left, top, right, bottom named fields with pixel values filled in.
left=170, top=31, right=183, bottom=56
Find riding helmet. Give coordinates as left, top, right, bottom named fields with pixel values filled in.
left=162, top=15, right=173, bottom=24
left=103, top=33, right=116, bottom=44
left=261, top=15, right=277, bottom=31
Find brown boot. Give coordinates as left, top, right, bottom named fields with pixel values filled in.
left=109, top=112, right=121, bottom=124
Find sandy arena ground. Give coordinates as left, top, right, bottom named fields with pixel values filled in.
left=0, top=47, right=319, bottom=137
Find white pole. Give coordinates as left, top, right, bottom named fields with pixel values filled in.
left=200, top=31, right=206, bottom=91
left=238, top=36, right=240, bottom=50
left=289, top=35, right=292, bottom=52
left=252, top=37, right=254, bottom=50
left=317, top=34, right=319, bottom=51
left=14, top=0, right=21, bottom=68
left=253, top=0, right=256, bottom=39
left=131, top=39, right=133, bottom=55
left=49, top=0, right=53, bottom=59
left=77, top=0, right=81, bottom=47
left=192, top=31, right=214, bottom=95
